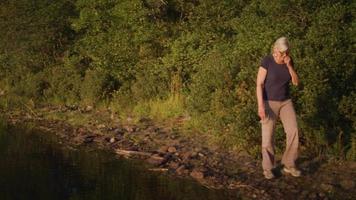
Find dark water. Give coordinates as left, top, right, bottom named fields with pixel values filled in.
left=0, top=123, right=240, bottom=200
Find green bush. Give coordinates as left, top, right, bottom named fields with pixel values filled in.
left=0, top=0, right=354, bottom=160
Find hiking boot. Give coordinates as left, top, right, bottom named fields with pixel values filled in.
left=263, top=170, right=275, bottom=179
left=283, top=167, right=301, bottom=177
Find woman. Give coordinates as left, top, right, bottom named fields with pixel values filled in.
left=256, top=37, right=301, bottom=179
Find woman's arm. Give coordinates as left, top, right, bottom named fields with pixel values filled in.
left=284, top=56, right=299, bottom=86
left=256, top=67, right=267, bottom=120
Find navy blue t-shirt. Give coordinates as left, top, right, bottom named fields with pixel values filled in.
left=260, top=55, right=291, bottom=101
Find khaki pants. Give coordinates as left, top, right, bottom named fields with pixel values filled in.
left=260, top=99, right=299, bottom=171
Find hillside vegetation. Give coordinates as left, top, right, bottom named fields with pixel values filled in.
left=0, top=0, right=354, bottom=160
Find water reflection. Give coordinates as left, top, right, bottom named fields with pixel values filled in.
left=0, top=124, right=240, bottom=200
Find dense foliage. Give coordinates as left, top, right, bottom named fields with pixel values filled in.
left=0, top=0, right=354, bottom=160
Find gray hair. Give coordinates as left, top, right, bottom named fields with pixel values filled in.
left=272, top=37, right=289, bottom=53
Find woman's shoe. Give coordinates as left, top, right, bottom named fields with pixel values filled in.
left=283, top=167, right=301, bottom=177
left=263, top=170, right=275, bottom=179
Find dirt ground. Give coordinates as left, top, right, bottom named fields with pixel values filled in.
left=4, top=106, right=356, bottom=200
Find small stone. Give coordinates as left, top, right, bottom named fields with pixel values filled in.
left=97, top=124, right=106, bottom=129
left=340, top=180, right=355, bottom=190
left=176, top=165, right=186, bottom=175
left=168, top=146, right=177, bottom=153
left=84, top=135, right=95, bottom=143
left=190, top=152, right=198, bottom=158
left=198, top=152, right=205, bottom=157
left=190, top=169, right=205, bottom=180
left=123, top=125, right=134, bottom=133
left=320, top=183, right=334, bottom=192
left=113, top=128, right=125, bottom=135
left=180, top=152, right=191, bottom=161
left=169, top=162, right=180, bottom=169
left=109, top=137, right=115, bottom=143
left=126, top=117, right=133, bottom=122
left=308, top=193, right=317, bottom=199
left=85, top=105, right=93, bottom=111
left=158, top=146, right=169, bottom=154
left=318, top=192, right=325, bottom=198
left=77, top=128, right=86, bottom=134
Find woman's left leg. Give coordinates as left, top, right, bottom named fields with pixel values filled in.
left=279, top=99, right=299, bottom=168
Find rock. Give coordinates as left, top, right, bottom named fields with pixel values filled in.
left=176, top=165, right=187, bottom=175
left=190, top=152, right=198, bottom=159
left=109, top=137, right=116, bottom=143
left=85, top=105, right=93, bottom=112
left=320, top=183, right=334, bottom=192
left=158, top=146, right=169, bottom=154
left=97, top=124, right=106, bottom=129
left=77, top=127, right=86, bottom=134
left=347, top=162, right=356, bottom=170
left=300, top=190, right=309, bottom=198
left=318, top=192, right=325, bottom=198
left=123, top=125, right=134, bottom=133
left=113, top=128, right=125, bottom=135
left=168, top=161, right=180, bottom=169
left=308, top=193, right=317, bottom=199
left=147, top=154, right=166, bottom=166
left=167, top=146, right=177, bottom=153
left=126, top=117, right=133, bottom=122
left=180, top=151, right=191, bottom=161
left=190, top=169, right=205, bottom=180
left=84, top=135, right=95, bottom=143
left=340, top=180, right=355, bottom=190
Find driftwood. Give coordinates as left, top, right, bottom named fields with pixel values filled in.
left=148, top=168, right=168, bottom=172
left=115, top=149, right=152, bottom=158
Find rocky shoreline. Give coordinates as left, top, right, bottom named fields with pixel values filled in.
left=4, top=106, right=356, bottom=200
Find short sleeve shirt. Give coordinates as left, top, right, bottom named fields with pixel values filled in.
left=260, top=55, right=291, bottom=101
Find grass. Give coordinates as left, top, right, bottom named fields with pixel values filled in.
left=133, top=94, right=187, bottom=121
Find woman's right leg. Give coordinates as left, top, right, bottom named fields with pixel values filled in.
left=261, top=101, right=280, bottom=171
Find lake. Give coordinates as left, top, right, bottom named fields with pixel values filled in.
left=0, top=122, right=240, bottom=200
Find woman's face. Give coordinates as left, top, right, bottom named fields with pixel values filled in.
left=273, top=50, right=288, bottom=64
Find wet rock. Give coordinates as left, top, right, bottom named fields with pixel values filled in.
left=168, top=161, right=180, bottom=169
left=340, top=180, right=355, bottom=190
left=176, top=165, right=188, bottom=175
left=147, top=154, right=166, bottom=166
left=318, top=192, right=326, bottom=198
left=190, top=169, right=205, bottom=180
left=308, top=193, right=317, bottom=199
left=84, top=135, right=95, bottom=143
